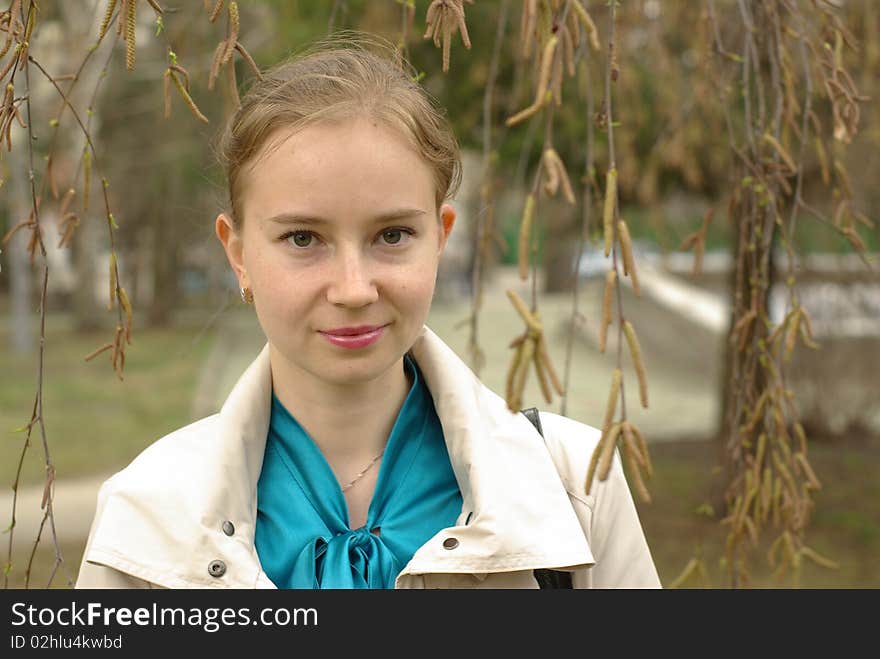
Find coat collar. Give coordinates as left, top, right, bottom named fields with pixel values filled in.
left=87, top=325, right=593, bottom=588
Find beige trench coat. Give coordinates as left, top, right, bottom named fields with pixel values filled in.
left=76, top=325, right=661, bottom=589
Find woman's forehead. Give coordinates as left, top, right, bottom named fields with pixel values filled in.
left=240, top=119, right=437, bottom=221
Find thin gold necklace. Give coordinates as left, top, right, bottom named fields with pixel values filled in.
left=340, top=450, right=385, bottom=493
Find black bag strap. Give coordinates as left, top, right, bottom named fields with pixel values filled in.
left=520, top=407, right=574, bottom=590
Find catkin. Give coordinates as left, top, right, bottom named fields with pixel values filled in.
left=57, top=213, right=78, bottom=249
left=783, top=308, right=801, bottom=362
left=170, top=70, right=209, bottom=123
left=794, top=422, right=808, bottom=454
left=597, top=422, right=622, bottom=482
left=566, top=6, right=580, bottom=49
left=84, top=343, right=114, bottom=362
left=794, top=452, right=821, bottom=490
left=125, top=0, right=137, bottom=71
left=603, top=168, right=617, bottom=257
left=542, top=151, right=560, bottom=197
left=799, top=309, right=820, bottom=349
left=112, top=324, right=126, bottom=378
left=221, top=2, right=239, bottom=65
left=562, top=23, right=575, bottom=77
left=815, top=138, right=830, bottom=185
left=537, top=336, right=564, bottom=396
left=535, top=35, right=558, bottom=108
left=622, top=439, right=652, bottom=503
left=621, top=422, right=644, bottom=469
left=505, top=340, right=525, bottom=404
left=520, top=0, right=537, bottom=58
left=99, top=0, right=118, bottom=41
left=119, top=287, right=133, bottom=343
left=772, top=477, right=782, bottom=527
left=760, top=466, right=772, bottom=525
left=668, top=558, right=699, bottom=589
left=556, top=158, right=576, bottom=205
left=623, top=321, right=648, bottom=408
left=762, top=132, right=796, bottom=172
left=754, top=432, right=768, bottom=474
left=108, top=252, right=117, bottom=310
left=235, top=43, right=262, bottom=80
left=601, top=369, right=622, bottom=438
left=545, top=149, right=576, bottom=205
left=452, top=1, right=471, bottom=49
left=550, top=40, right=563, bottom=106
left=800, top=546, right=839, bottom=569
left=506, top=289, right=542, bottom=335
left=572, top=0, right=600, bottom=51
left=511, top=336, right=535, bottom=411
left=209, top=0, right=224, bottom=22
left=46, top=156, right=58, bottom=202
left=599, top=269, right=615, bottom=353
left=533, top=348, right=553, bottom=404
left=209, top=40, right=226, bottom=90
left=617, top=219, right=640, bottom=296
left=518, top=194, right=535, bottom=281
left=629, top=422, right=653, bottom=478
left=59, top=188, right=76, bottom=218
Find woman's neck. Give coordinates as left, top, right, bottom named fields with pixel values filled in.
left=268, top=349, right=413, bottom=464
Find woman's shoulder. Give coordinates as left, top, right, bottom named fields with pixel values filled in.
left=529, top=410, right=613, bottom=500
left=99, top=413, right=221, bottom=495
left=534, top=410, right=602, bottom=457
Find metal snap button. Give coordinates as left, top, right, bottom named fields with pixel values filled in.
left=208, top=560, right=227, bottom=578
left=222, top=521, right=235, bottom=536
left=442, top=537, right=459, bottom=550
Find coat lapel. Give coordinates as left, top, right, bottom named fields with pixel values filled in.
left=401, top=326, right=594, bottom=578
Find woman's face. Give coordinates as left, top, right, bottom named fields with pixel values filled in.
left=216, top=115, right=455, bottom=388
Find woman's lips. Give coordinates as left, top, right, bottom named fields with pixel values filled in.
left=319, top=325, right=388, bottom=349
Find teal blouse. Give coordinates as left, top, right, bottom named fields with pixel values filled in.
left=255, top=353, right=463, bottom=589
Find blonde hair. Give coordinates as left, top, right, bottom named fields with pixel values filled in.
left=216, top=32, right=462, bottom=227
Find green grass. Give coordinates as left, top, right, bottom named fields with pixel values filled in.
left=4, top=541, right=84, bottom=590
left=1, top=315, right=216, bottom=489
left=638, top=438, right=880, bottom=588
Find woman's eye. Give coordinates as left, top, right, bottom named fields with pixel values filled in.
left=381, top=228, right=414, bottom=246
left=287, top=231, right=313, bottom=248
left=382, top=229, right=404, bottom=245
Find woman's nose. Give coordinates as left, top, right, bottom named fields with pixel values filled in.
left=326, top=249, right=379, bottom=308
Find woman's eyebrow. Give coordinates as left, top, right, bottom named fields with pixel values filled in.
left=264, top=208, right=427, bottom=226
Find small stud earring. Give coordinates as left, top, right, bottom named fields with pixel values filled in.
left=240, top=287, right=254, bottom=304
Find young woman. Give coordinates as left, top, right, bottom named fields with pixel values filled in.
left=76, top=37, right=660, bottom=589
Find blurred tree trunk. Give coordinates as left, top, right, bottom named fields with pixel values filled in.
left=716, top=219, right=779, bottom=492
left=71, top=213, right=102, bottom=332
left=56, top=1, right=104, bottom=332
left=148, top=173, right=181, bottom=326
left=8, top=138, right=33, bottom=353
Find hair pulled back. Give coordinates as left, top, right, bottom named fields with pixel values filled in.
left=216, top=32, right=462, bottom=227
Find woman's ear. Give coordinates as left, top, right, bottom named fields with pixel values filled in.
left=215, top=213, right=248, bottom=288
left=438, top=204, right=456, bottom=253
